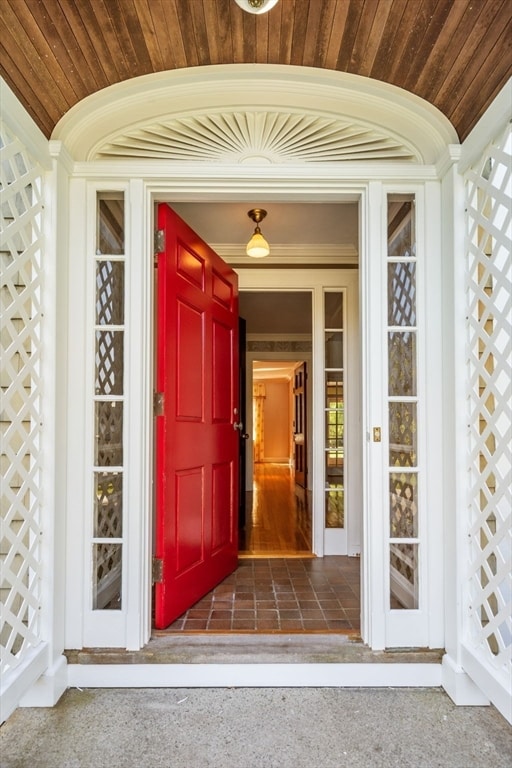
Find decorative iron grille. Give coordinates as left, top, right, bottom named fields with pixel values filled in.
left=465, top=123, right=512, bottom=680
left=0, top=126, right=44, bottom=675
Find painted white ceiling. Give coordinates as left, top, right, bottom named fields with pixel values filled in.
left=171, top=201, right=358, bottom=251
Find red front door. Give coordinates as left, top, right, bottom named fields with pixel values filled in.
left=154, top=204, right=239, bottom=629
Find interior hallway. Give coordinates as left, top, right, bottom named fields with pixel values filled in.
left=240, top=463, right=312, bottom=555
left=162, top=463, right=360, bottom=634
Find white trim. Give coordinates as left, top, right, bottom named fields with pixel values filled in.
left=423, top=180, right=445, bottom=649
left=40, top=135, right=69, bottom=680
left=436, top=145, right=462, bottom=180
left=52, top=66, right=457, bottom=165
left=125, top=178, right=152, bottom=650
left=73, top=160, right=443, bottom=182
left=441, top=654, right=490, bottom=707
left=49, top=140, right=74, bottom=175
left=64, top=179, right=88, bottom=649
left=362, top=181, right=386, bottom=650
left=441, top=165, right=467, bottom=667
left=18, top=655, right=68, bottom=710
left=214, top=243, right=358, bottom=265
left=67, top=661, right=442, bottom=689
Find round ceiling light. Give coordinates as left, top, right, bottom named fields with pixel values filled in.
left=233, top=0, right=280, bottom=15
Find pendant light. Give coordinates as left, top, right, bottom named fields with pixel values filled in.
left=246, top=209, right=270, bottom=258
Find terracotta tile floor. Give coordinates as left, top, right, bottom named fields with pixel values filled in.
left=162, top=556, right=360, bottom=634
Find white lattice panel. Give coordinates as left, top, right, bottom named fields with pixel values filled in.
left=0, top=125, right=44, bottom=675
left=465, top=123, right=512, bottom=682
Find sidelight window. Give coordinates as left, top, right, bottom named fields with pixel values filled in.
left=387, top=195, right=419, bottom=610
left=92, top=193, right=126, bottom=610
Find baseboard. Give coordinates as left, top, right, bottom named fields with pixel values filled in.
left=67, top=662, right=442, bottom=689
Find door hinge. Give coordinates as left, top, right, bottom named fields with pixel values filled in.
left=154, top=391, right=164, bottom=416
left=154, top=229, right=165, bottom=256
left=152, top=557, right=164, bottom=584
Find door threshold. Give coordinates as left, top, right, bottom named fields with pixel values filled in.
left=65, top=635, right=443, bottom=667
left=153, top=628, right=358, bottom=637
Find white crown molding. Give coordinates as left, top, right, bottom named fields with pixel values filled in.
left=72, top=159, right=440, bottom=182
left=435, top=145, right=462, bottom=179
left=215, top=243, right=358, bottom=265
left=48, top=140, right=74, bottom=175
left=52, top=65, right=457, bottom=165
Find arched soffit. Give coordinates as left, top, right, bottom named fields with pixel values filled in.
left=53, top=65, right=458, bottom=165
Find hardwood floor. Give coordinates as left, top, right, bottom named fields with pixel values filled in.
left=239, top=463, right=312, bottom=556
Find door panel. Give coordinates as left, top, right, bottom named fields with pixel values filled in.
left=176, top=299, right=203, bottom=418
left=154, top=203, right=239, bottom=629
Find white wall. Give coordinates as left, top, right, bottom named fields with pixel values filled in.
left=261, top=379, right=291, bottom=462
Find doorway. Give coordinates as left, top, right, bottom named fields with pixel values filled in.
left=238, top=291, right=313, bottom=557
left=239, top=361, right=311, bottom=556
left=151, top=214, right=362, bottom=637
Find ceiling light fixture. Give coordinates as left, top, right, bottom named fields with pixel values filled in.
left=233, top=0, right=280, bottom=15
left=246, top=209, right=270, bottom=258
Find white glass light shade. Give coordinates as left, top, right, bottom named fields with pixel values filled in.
left=246, top=232, right=270, bottom=258
left=233, top=0, right=280, bottom=15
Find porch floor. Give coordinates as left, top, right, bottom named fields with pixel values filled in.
left=3, top=687, right=510, bottom=768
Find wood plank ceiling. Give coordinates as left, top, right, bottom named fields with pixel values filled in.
left=1, top=0, right=511, bottom=142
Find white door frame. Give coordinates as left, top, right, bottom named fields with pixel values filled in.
left=65, top=178, right=443, bottom=655
left=238, top=272, right=360, bottom=559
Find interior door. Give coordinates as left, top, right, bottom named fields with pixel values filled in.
left=293, top=362, right=307, bottom=487
left=154, top=203, right=239, bottom=629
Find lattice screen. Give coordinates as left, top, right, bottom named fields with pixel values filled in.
left=0, top=125, right=44, bottom=675
left=465, top=123, right=512, bottom=682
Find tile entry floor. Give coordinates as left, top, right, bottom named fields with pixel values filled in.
left=158, top=556, right=360, bottom=634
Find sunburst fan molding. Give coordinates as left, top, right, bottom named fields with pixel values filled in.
left=92, top=110, right=418, bottom=164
